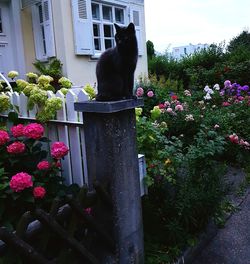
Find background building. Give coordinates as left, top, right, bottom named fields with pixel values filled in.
left=171, top=43, right=209, bottom=60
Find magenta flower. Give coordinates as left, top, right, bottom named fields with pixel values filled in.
left=229, top=134, right=239, bottom=144
left=11, top=124, right=25, bottom=138
left=10, top=172, right=33, bottom=192
left=0, top=130, right=10, bottom=146
left=33, top=186, right=46, bottom=199
left=84, top=207, right=92, bottom=215
left=136, top=87, right=144, bottom=97
left=51, top=142, right=69, bottom=159
left=7, top=142, right=26, bottom=154
left=23, top=123, right=44, bottom=139
left=147, top=91, right=154, bottom=97
left=222, top=102, right=231, bottom=107
left=37, top=161, right=50, bottom=170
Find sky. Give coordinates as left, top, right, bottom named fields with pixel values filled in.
left=144, top=0, right=250, bottom=53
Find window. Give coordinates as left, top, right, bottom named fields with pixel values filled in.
left=32, top=0, right=55, bottom=60
left=91, top=2, right=125, bottom=54
left=71, top=0, right=143, bottom=56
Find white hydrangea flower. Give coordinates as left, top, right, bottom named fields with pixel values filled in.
left=213, top=84, right=220, bottom=90
left=204, top=93, right=212, bottom=100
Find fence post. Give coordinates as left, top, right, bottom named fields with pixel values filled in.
left=75, top=99, right=144, bottom=264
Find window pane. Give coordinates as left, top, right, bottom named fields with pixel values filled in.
left=102, top=6, right=112, bottom=21
left=93, top=24, right=100, bottom=37
left=94, top=38, right=101, bottom=51
left=115, top=8, right=124, bottom=24
left=103, top=24, right=113, bottom=38
left=41, top=25, right=46, bottom=54
left=91, top=3, right=100, bottom=20
left=133, top=10, right=139, bottom=26
left=38, top=4, right=43, bottom=23
left=105, top=39, right=113, bottom=49
left=0, top=9, right=2, bottom=33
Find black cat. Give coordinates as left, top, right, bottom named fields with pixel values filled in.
left=96, top=23, right=138, bottom=101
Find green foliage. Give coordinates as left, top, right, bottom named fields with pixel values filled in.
left=147, top=30, right=250, bottom=90
left=146, top=40, right=155, bottom=59
left=33, top=58, right=63, bottom=79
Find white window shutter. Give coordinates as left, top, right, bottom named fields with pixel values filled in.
left=130, top=6, right=143, bottom=56
left=71, top=0, right=93, bottom=55
left=31, top=4, right=43, bottom=60
left=43, top=0, right=56, bottom=57
left=31, top=0, right=55, bottom=60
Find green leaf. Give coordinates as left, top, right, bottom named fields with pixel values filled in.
left=7, top=111, right=19, bottom=124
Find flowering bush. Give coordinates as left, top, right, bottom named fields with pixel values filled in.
left=136, top=77, right=250, bottom=262
left=0, top=123, right=71, bottom=230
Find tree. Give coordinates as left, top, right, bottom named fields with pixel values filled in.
left=146, top=40, right=155, bottom=59
left=227, top=30, right=250, bottom=53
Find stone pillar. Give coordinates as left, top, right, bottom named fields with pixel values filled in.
left=74, top=99, right=144, bottom=264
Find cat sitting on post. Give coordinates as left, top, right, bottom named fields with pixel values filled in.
left=96, top=23, right=138, bottom=101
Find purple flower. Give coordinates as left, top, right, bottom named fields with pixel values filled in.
left=242, top=85, right=249, bottom=91
left=224, top=80, right=231, bottom=88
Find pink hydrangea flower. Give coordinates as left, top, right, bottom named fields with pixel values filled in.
left=175, top=104, right=184, bottom=111
left=23, top=123, right=44, bottom=139
left=147, top=91, right=154, bottom=97
left=0, top=130, right=10, bottom=146
left=33, top=186, right=46, bottom=199
left=229, top=134, right=239, bottom=144
left=37, top=161, right=50, bottom=170
left=51, top=142, right=69, bottom=159
left=7, top=142, right=26, bottom=154
left=11, top=124, right=24, bottom=138
left=10, top=172, right=33, bottom=192
left=136, top=87, right=144, bottom=97
left=238, top=96, right=244, bottom=101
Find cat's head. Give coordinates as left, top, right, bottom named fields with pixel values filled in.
left=114, top=23, right=137, bottom=51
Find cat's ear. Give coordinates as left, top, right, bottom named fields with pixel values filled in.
left=127, top=23, right=135, bottom=33
left=114, top=23, right=121, bottom=33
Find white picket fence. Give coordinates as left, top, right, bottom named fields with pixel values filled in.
left=0, top=88, right=147, bottom=194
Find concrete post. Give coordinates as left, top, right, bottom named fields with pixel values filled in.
left=74, top=99, right=144, bottom=264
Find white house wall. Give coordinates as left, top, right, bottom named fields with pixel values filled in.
left=20, top=0, right=148, bottom=87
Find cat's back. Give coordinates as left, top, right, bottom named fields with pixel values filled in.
left=96, top=47, right=118, bottom=73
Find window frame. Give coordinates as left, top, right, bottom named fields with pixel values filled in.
left=91, top=1, right=127, bottom=56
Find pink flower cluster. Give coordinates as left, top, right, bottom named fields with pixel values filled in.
left=157, top=99, right=185, bottom=115
left=0, top=130, right=10, bottom=146
left=23, top=123, right=44, bottom=139
left=37, top=160, right=50, bottom=170
left=11, top=124, right=25, bottom=138
left=7, top=141, right=26, bottom=154
left=51, top=142, right=69, bottom=159
left=10, top=172, right=33, bottom=192
left=228, top=133, right=250, bottom=150
left=33, top=186, right=46, bottom=199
